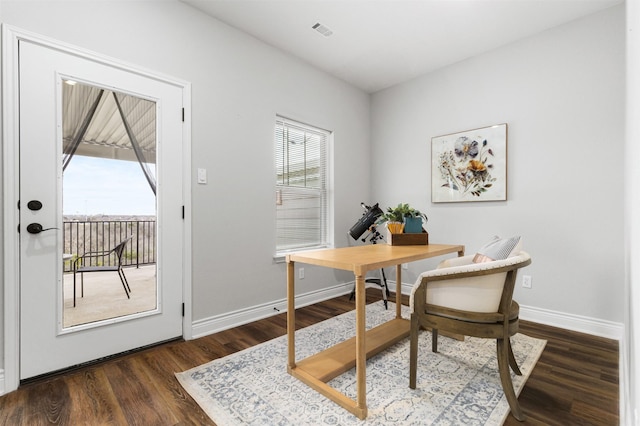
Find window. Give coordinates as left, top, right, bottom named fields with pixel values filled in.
left=275, top=116, right=330, bottom=256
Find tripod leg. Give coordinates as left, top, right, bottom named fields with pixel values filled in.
left=381, top=268, right=390, bottom=298
left=380, top=268, right=390, bottom=309
left=380, top=269, right=388, bottom=310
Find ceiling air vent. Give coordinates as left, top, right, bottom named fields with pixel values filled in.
left=312, top=22, right=333, bottom=38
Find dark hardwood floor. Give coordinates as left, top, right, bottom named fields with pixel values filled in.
left=0, top=290, right=619, bottom=425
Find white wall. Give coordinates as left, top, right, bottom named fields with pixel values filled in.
left=0, top=0, right=370, bottom=377
left=626, top=0, right=640, bottom=421
left=371, top=6, right=625, bottom=324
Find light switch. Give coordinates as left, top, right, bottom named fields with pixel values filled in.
left=197, top=168, right=207, bottom=184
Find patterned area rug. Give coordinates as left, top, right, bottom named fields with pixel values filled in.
left=176, top=302, right=546, bottom=425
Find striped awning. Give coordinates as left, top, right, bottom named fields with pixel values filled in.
left=62, top=80, right=156, bottom=164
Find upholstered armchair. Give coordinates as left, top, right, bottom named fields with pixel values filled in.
left=408, top=249, right=532, bottom=421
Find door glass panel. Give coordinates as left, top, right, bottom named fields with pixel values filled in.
left=61, top=80, right=157, bottom=329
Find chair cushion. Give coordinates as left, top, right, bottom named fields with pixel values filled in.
left=410, top=252, right=531, bottom=313
left=473, top=235, right=521, bottom=263
left=426, top=273, right=507, bottom=312
left=436, top=254, right=475, bottom=269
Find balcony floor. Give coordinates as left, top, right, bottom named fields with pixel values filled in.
left=63, top=264, right=157, bottom=328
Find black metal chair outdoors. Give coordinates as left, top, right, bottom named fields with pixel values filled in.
left=72, top=236, right=134, bottom=307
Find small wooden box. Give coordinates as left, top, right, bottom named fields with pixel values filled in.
left=388, top=229, right=429, bottom=246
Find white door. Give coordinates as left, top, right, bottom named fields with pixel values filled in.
left=19, top=40, right=185, bottom=380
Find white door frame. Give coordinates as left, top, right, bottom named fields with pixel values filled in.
left=1, top=25, right=193, bottom=394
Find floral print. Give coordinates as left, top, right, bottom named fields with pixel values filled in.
left=439, top=137, right=496, bottom=197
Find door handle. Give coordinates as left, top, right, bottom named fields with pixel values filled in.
left=26, top=223, right=58, bottom=234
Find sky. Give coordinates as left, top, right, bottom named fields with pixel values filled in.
left=63, top=156, right=156, bottom=216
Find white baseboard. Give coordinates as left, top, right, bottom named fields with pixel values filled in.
left=399, top=282, right=624, bottom=340
left=0, top=369, right=5, bottom=396
left=191, top=282, right=354, bottom=339
left=193, top=281, right=625, bottom=342
left=517, top=304, right=624, bottom=340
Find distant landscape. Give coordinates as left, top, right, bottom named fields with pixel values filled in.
left=63, top=214, right=156, bottom=222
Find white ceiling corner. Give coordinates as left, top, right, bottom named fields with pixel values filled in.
left=180, top=0, right=622, bottom=93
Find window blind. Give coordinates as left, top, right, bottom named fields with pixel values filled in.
left=275, top=116, right=329, bottom=254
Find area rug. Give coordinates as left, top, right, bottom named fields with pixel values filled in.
left=176, top=302, right=546, bottom=425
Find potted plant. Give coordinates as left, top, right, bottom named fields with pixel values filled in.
left=377, top=203, right=428, bottom=234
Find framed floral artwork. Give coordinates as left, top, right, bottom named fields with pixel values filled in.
left=431, top=123, right=507, bottom=203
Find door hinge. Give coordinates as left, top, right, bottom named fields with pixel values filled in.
left=182, top=303, right=185, bottom=317
left=182, top=108, right=185, bottom=122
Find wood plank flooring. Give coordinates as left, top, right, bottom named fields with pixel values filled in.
left=0, top=290, right=619, bottom=425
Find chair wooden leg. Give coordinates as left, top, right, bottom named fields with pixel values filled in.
left=409, top=313, right=419, bottom=389
left=432, top=328, right=438, bottom=353
left=508, top=337, right=523, bottom=376
left=497, top=339, right=525, bottom=421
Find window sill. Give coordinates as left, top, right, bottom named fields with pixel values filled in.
left=273, top=245, right=332, bottom=264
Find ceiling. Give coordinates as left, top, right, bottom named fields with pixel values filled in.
left=181, top=0, right=622, bottom=93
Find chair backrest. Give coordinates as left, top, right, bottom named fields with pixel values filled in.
left=112, top=236, right=134, bottom=265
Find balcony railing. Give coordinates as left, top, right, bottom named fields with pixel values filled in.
left=63, top=219, right=156, bottom=272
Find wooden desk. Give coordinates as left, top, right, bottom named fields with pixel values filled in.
left=286, top=243, right=464, bottom=419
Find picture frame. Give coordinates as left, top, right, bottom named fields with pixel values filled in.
left=431, top=123, right=507, bottom=203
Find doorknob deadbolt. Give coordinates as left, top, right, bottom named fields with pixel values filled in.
left=27, top=200, right=43, bottom=211
left=26, top=223, right=58, bottom=234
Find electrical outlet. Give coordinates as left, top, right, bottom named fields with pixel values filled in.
left=522, top=275, right=532, bottom=289
left=402, top=263, right=408, bottom=270
left=299, top=268, right=305, bottom=279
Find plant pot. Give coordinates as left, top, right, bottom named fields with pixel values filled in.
left=388, top=229, right=429, bottom=245
left=386, top=221, right=404, bottom=234
left=404, top=217, right=423, bottom=233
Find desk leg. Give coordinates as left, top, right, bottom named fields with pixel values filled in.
left=287, top=261, right=296, bottom=369
left=395, top=265, right=402, bottom=319
left=355, top=274, right=367, bottom=416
